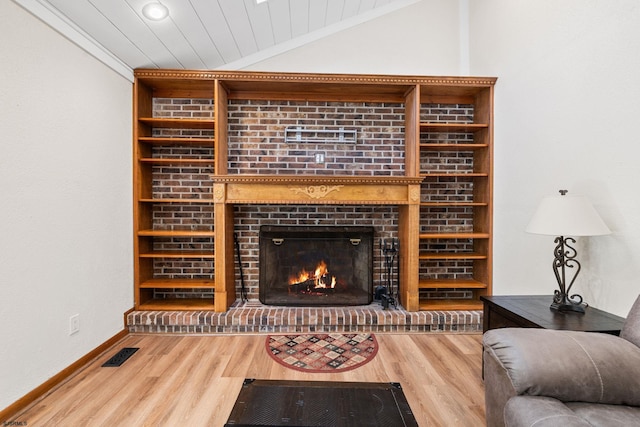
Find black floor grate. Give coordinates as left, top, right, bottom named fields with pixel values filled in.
left=225, top=379, right=418, bottom=426
left=102, top=347, right=139, bottom=367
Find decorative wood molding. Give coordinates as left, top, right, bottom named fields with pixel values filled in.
left=213, top=184, right=225, bottom=202
left=410, top=187, right=421, bottom=202
left=210, top=175, right=424, bottom=185
left=134, top=69, right=497, bottom=87
left=289, top=185, right=344, bottom=199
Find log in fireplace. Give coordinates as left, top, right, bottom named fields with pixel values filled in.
left=259, top=226, right=374, bottom=306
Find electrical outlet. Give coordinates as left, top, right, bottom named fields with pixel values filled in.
left=315, top=153, right=325, bottom=163
left=69, top=314, right=80, bottom=335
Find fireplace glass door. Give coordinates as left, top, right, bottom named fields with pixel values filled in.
left=259, top=226, right=373, bottom=306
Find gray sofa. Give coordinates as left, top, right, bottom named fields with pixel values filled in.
left=483, top=295, right=640, bottom=426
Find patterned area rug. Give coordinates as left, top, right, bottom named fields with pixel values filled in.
left=266, top=333, right=378, bottom=373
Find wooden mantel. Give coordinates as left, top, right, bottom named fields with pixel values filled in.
left=211, top=174, right=425, bottom=312
left=211, top=175, right=425, bottom=205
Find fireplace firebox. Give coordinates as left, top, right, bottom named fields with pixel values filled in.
left=259, top=226, right=374, bottom=306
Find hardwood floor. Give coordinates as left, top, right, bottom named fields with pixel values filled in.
left=12, top=333, right=485, bottom=426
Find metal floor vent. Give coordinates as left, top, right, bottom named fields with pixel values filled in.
left=225, top=379, right=418, bottom=426
left=102, top=347, right=139, bottom=367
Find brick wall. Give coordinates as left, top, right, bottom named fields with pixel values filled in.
left=149, top=98, right=476, bottom=302
left=227, top=100, right=405, bottom=176
left=153, top=97, right=214, bottom=120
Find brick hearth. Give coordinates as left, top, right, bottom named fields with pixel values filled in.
left=127, top=301, right=482, bottom=334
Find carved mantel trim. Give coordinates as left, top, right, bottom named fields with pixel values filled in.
left=211, top=175, right=424, bottom=185
left=211, top=175, right=424, bottom=205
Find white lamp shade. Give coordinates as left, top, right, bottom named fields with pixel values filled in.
left=526, top=193, right=611, bottom=237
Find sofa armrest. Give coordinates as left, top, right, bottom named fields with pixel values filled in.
left=483, top=343, right=518, bottom=427
left=621, top=294, right=640, bottom=347
left=483, top=328, right=640, bottom=406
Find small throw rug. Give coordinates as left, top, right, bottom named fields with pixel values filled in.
left=266, top=333, right=378, bottom=373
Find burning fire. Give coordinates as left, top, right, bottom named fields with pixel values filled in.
left=289, top=260, right=336, bottom=289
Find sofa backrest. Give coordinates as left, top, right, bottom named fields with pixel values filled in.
left=621, top=295, right=640, bottom=348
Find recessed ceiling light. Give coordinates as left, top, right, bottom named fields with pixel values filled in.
left=142, top=2, right=169, bottom=21
left=256, top=0, right=268, bottom=4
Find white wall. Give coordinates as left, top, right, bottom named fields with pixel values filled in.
left=0, top=1, right=132, bottom=411
left=469, top=0, right=640, bottom=316
left=243, top=0, right=466, bottom=75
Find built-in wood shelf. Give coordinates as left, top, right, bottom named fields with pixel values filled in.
left=419, top=233, right=490, bottom=239
left=139, top=158, right=213, bottom=165
left=138, top=137, right=214, bottom=146
left=139, top=251, right=214, bottom=259
left=420, top=123, right=488, bottom=132
left=419, top=299, right=484, bottom=311
left=139, top=198, right=213, bottom=204
left=420, top=143, right=489, bottom=151
left=133, top=70, right=495, bottom=312
left=420, top=173, right=489, bottom=178
left=139, top=279, right=215, bottom=289
left=419, top=279, right=488, bottom=289
left=138, top=117, right=215, bottom=129
left=138, top=229, right=215, bottom=237
left=419, top=252, right=487, bottom=260
left=420, top=202, right=488, bottom=207
left=138, top=298, right=215, bottom=310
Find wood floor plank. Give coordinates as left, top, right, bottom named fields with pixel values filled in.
left=11, top=333, right=485, bottom=426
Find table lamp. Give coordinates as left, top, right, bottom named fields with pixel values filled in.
left=526, top=190, right=611, bottom=313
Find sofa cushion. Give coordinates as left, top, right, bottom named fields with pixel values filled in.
left=504, top=396, right=592, bottom=427
left=566, top=402, right=640, bottom=426
left=483, top=328, right=640, bottom=406
left=505, top=396, right=640, bottom=427
left=620, top=295, right=640, bottom=348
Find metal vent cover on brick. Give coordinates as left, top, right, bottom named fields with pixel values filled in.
left=101, top=347, right=139, bottom=367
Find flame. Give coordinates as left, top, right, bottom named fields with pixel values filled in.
left=289, top=260, right=336, bottom=289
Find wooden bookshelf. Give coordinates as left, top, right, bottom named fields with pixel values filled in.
left=133, top=70, right=495, bottom=311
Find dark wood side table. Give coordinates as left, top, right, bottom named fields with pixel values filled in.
left=481, top=295, right=625, bottom=335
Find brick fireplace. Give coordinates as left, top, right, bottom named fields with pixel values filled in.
left=131, top=70, right=494, bottom=335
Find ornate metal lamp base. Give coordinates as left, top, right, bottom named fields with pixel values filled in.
left=549, top=235, right=587, bottom=314
left=550, top=300, right=585, bottom=313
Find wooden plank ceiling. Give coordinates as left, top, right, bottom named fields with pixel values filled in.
left=19, top=0, right=418, bottom=71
